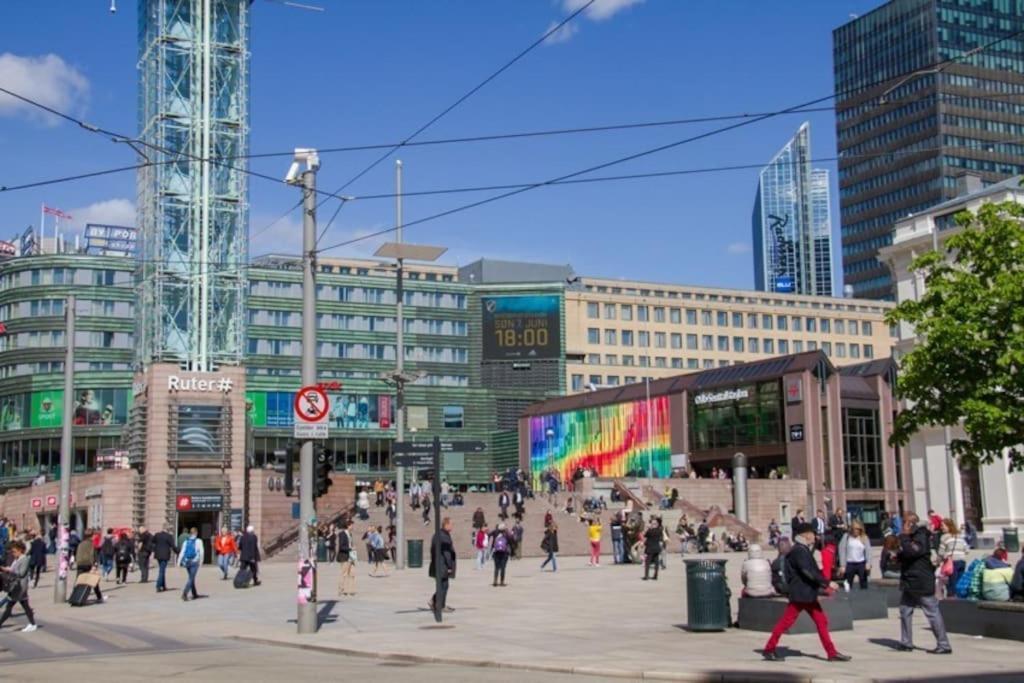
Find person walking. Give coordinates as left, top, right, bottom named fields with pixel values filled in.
left=498, top=490, right=510, bottom=520
left=136, top=526, right=153, bottom=584
left=428, top=517, right=456, bottom=614
left=99, top=528, right=115, bottom=581
left=474, top=526, right=488, bottom=571
left=762, top=522, right=850, bottom=662
left=937, top=518, right=968, bottom=597
left=337, top=520, right=356, bottom=597
left=511, top=520, right=524, bottom=560
left=74, top=530, right=105, bottom=604
left=587, top=516, right=603, bottom=567
left=0, top=541, right=37, bottom=632
left=28, top=531, right=46, bottom=588
left=490, top=523, right=511, bottom=587
left=214, top=527, right=238, bottom=581
left=238, top=525, right=261, bottom=586
left=642, top=518, right=662, bottom=581
left=611, top=514, right=625, bottom=565
left=114, top=531, right=135, bottom=585
left=369, top=526, right=388, bottom=577
left=838, top=520, right=871, bottom=590
left=178, top=527, right=203, bottom=602
left=540, top=523, right=559, bottom=572
left=896, top=513, right=952, bottom=654
left=152, top=525, right=177, bottom=593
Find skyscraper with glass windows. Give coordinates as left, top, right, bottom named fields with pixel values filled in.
left=833, top=0, right=1024, bottom=300
left=752, top=122, right=834, bottom=297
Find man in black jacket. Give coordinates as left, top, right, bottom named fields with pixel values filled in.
left=763, top=523, right=850, bottom=663
left=238, top=526, right=262, bottom=586
left=896, top=513, right=951, bottom=654
left=151, top=526, right=177, bottom=592
left=428, top=517, right=456, bottom=615
left=136, top=526, right=153, bottom=583
left=28, top=531, right=47, bottom=588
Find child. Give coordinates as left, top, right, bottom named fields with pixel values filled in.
left=0, top=540, right=37, bottom=632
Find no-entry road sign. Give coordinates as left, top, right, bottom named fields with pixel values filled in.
left=294, top=386, right=329, bottom=423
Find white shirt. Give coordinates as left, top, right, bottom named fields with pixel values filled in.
left=846, top=537, right=867, bottom=563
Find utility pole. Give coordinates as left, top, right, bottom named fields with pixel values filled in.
left=394, top=159, right=406, bottom=570
left=287, top=148, right=320, bottom=634
left=53, top=295, right=74, bottom=604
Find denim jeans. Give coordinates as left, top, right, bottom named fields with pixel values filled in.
left=156, top=559, right=169, bottom=590
left=182, top=561, right=199, bottom=599
left=541, top=551, right=558, bottom=571
left=218, top=554, right=232, bottom=578
left=612, top=537, right=624, bottom=564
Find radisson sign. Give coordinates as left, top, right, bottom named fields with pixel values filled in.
left=693, top=388, right=750, bottom=405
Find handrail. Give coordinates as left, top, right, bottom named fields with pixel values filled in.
left=264, top=503, right=353, bottom=558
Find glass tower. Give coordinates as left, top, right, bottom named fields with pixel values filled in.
left=833, top=0, right=1024, bottom=300
left=752, top=122, right=834, bottom=297
left=136, top=0, right=250, bottom=370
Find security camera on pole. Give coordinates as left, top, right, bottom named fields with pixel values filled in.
left=285, top=148, right=322, bottom=634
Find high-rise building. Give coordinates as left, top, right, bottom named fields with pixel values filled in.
left=752, top=123, right=834, bottom=297
left=833, top=0, right=1024, bottom=300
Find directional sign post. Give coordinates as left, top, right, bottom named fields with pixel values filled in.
left=294, top=385, right=329, bottom=439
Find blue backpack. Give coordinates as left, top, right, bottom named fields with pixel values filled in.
left=955, top=558, right=984, bottom=599
left=182, top=538, right=198, bottom=564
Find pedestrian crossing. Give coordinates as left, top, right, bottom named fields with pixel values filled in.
left=0, top=618, right=216, bottom=663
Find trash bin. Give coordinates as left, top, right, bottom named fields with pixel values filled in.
left=685, top=559, right=730, bottom=631
left=407, top=539, right=424, bottom=568
left=316, top=537, right=327, bottom=562
left=1003, top=527, right=1020, bottom=553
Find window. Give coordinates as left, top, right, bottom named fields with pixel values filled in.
left=671, top=358, right=683, bottom=369
left=605, top=354, right=618, bottom=365
left=571, top=374, right=584, bottom=392
left=587, top=353, right=601, bottom=364
left=820, top=318, right=831, bottom=333
left=671, top=333, right=683, bottom=349
left=637, top=306, right=649, bottom=322
left=443, top=406, right=464, bottom=429
left=622, top=355, right=635, bottom=366
left=862, top=322, right=873, bottom=336
left=836, top=343, right=847, bottom=358
left=621, top=305, right=633, bottom=321
left=777, top=315, right=788, bottom=331
left=843, top=408, right=884, bottom=490
left=808, top=340, right=818, bottom=350
left=746, top=313, right=757, bottom=329
left=587, top=302, right=599, bottom=319
left=589, top=375, right=602, bottom=386
left=717, top=335, right=729, bottom=351
left=778, top=339, right=789, bottom=354
left=686, top=334, right=698, bottom=350
left=654, top=307, right=666, bottom=323
left=639, top=356, right=649, bottom=367
left=624, top=376, right=637, bottom=385
left=849, top=320, right=859, bottom=335
left=701, top=310, right=713, bottom=325
left=732, top=336, right=744, bottom=352
left=703, top=359, right=714, bottom=369
left=822, top=341, right=832, bottom=356
left=732, top=313, right=743, bottom=328
left=604, top=303, right=617, bottom=320
left=850, top=343, right=861, bottom=359
left=701, top=335, right=713, bottom=351
left=604, top=329, right=617, bottom=345
left=748, top=337, right=759, bottom=353
left=670, top=308, right=682, bottom=324
left=639, top=331, right=650, bottom=347
left=762, top=314, right=773, bottom=330
left=864, top=344, right=874, bottom=359
left=621, top=330, right=634, bottom=346
left=655, top=357, right=667, bottom=368
left=686, top=309, right=697, bottom=325
left=794, top=340, right=804, bottom=352
left=836, top=320, right=846, bottom=335
left=687, top=359, right=699, bottom=369
left=764, top=338, right=774, bottom=354
left=792, top=316, right=803, bottom=332
left=806, top=317, right=817, bottom=332
left=717, top=311, right=728, bottom=326
left=587, top=328, right=600, bottom=344
left=655, top=332, right=667, bottom=348
left=606, top=376, right=620, bottom=386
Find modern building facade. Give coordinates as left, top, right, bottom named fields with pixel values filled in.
left=752, top=122, right=834, bottom=296
left=833, top=0, right=1024, bottom=300
left=880, top=174, right=1024, bottom=538
left=520, top=351, right=909, bottom=537
left=565, top=276, right=894, bottom=393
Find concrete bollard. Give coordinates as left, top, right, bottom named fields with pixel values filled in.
left=733, top=452, right=748, bottom=524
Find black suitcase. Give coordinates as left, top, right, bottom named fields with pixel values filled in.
left=233, top=567, right=252, bottom=589
left=69, top=583, right=91, bottom=606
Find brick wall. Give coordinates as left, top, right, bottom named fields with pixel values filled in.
left=248, top=469, right=355, bottom=545
left=0, top=470, right=137, bottom=533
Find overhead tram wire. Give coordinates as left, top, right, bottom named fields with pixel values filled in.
left=308, top=0, right=598, bottom=245
left=315, top=27, right=1024, bottom=255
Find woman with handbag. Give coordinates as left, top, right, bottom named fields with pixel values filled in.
left=838, top=521, right=871, bottom=590
left=937, top=518, right=968, bottom=597
left=337, top=520, right=357, bottom=597
left=0, top=541, right=37, bottom=632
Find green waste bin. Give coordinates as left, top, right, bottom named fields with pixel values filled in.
left=1003, top=527, right=1020, bottom=553
left=407, top=539, right=424, bottom=568
left=316, top=538, right=327, bottom=562
left=685, top=559, right=730, bottom=631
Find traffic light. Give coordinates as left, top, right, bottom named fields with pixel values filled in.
left=284, top=442, right=297, bottom=497
left=314, top=446, right=333, bottom=499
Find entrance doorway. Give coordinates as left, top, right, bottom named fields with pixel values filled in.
left=176, top=511, right=218, bottom=565
left=960, top=466, right=983, bottom=531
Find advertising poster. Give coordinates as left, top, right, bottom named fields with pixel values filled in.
left=481, top=294, right=560, bottom=360
left=31, top=390, right=63, bottom=428
left=72, top=388, right=129, bottom=425
left=245, top=391, right=267, bottom=427
left=0, top=394, right=26, bottom=431
left=327, top=392, right=394, bottom=430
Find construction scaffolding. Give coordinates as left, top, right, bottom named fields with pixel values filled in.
left=136, top=0, right=250, bottom=371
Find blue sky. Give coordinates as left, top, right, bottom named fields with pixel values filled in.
left=0, top=0, right=883, bottom=290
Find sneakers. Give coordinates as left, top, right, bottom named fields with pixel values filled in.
left=762, top=651, right=781, bottom=662
left=828, top=653, right=852, bottom=662
left=895, top=644, right=914, bottom=652
left=21, top=624, right=37, bottom=633
left=927, top=648, right=953, bottom=655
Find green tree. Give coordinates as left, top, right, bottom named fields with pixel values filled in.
left=886, top=200, right=1024, bottom=471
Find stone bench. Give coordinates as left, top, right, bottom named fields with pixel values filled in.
left=872, top=578, right=903, bottom=608
left=834, top=587, right=889, bottom=620
left=737, top=595, right=854, bottom=633
left=939, top=599, right=1024, bottom=642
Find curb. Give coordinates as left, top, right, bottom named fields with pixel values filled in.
left=230, top=635, right=869, bottom=682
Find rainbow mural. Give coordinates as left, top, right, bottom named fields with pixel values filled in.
left=529, top=396, right=672, bottom=485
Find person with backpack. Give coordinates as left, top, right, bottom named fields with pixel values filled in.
left=135, top=526, right=153, bottom=583
left=895, top=513, right=951, bottom=654
left=74, top=530, right=105, bottom=604
left=99, top=528, right=115, bottom=581
left=770, top=538, right=792, bottom=596
left=114, top=532, right=135, bottom=585
left=238, top=526, right=261, bottom=586
left=0, top=541, right=37, bottom=632
left=490, top=523, right=511, bottom=587
left=540, top=523, right=559, bottom=572
left=177, top=527, right=204, bottom=602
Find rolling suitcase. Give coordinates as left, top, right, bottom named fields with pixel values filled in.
left=233, top=566, right=253, bottom=589
left=69, top=583, right=91, bottom=606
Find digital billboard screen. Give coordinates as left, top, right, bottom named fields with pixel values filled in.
left=482, top=295, right=560, bottom=361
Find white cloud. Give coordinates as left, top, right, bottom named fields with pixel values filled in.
left=0, top=53, right=89, bottom=125
left=726, top=241, right=751, bottom=255
left=564, top=0, right=646, bottom=21
left=543, top=19, right=580, bottom=44
left=249, top=211, right=305, bottom=257
left=68, top=198, right=136, bottom=230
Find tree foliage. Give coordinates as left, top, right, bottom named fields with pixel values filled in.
left=886, top=200, right=1024, bottom=471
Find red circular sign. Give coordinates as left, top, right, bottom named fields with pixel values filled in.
left=294, top=386, right=329, bottom=423
left=176, top=495, right=193, bottom=511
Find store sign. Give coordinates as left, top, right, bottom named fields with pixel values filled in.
left=693, top=388, right=750, bottom=405
left=31, top=497, right=42, bottom=509
left=785, top=378, right=803, bottom=404
left=176, top=493, right=223, bottom=511
left=378, top=396, right=392, bottom=429
left=168, top=375, right=234, bottom=393
left=789, top=423, right=805, bottom=442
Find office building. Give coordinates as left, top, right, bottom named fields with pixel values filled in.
left=880, top=174, right=1024, bottom=539
left=752, top=122, right=834, bottom=296
left=833, top=0, right=1024, bottom=299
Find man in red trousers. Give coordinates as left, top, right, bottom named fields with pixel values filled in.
left=762, top=522, right=851, bottom=663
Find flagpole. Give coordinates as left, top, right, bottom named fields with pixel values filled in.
left=39, top=203, right=44, bottom=255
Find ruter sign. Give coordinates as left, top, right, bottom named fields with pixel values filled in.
left=294, top=385, right=329, bottom=439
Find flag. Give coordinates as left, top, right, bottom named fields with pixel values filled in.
left=42, top=205, right=72, bottom=220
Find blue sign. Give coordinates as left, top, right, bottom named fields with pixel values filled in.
left=291, top=502, right=300, bottom=520
left=775, top=275, right=795, bottom=293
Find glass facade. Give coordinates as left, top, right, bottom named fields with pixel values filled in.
left=833, top=0, right=1024, bottom=299
left=842, top=407, right=884, bottom=490
left=689, top=381, right=784, bottom=452
left=752, top=123, right=833, bottom=296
